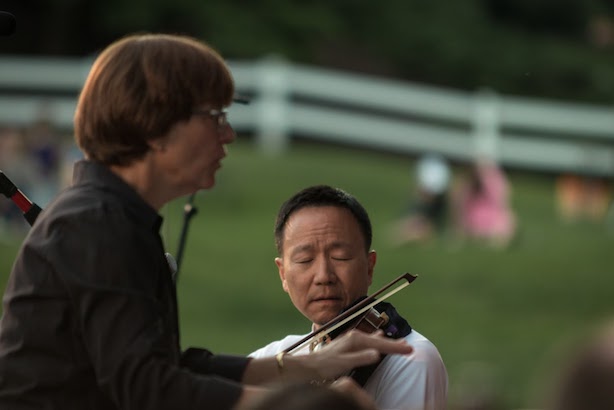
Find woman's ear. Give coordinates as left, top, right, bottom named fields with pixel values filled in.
left=149, top=139, right=167, bottom=153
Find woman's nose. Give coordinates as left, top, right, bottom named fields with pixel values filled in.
left=219, top=123, right=236, bottom=144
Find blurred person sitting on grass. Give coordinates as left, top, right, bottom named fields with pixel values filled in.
left=450, top=158, right=516, bottom=249
left=391, top=154, right=451, bottom=245
left=546, top=320, right=614, bottom=410
left=250, top=185, right=448, bottom=410
left=0, top=33, right=413, bottom=410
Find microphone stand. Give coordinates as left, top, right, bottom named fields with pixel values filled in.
left=174, top=192, right=198, bottom=282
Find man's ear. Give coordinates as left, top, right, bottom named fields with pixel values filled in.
left=275, top=257, right=289, bottom=293
left=367, top=250, right=377, bottom=286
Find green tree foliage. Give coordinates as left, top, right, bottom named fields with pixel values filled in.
left=2, top=0, right=614, bottom=103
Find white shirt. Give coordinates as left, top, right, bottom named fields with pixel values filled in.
left=249, top=329, right=448, bottom=410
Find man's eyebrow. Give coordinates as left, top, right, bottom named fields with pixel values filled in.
left=289, top=241, right=353, bottom=256
left=289, top=244, right=314, bottom=256
left=329, top=240, right=352, bottom=248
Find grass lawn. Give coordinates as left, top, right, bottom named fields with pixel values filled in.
left=1, top=139, right=612, bottom=409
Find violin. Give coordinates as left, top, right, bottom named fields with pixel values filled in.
left=282, top=272, right=417, bottom=386
left=283, top=272, right=417, bottom=356
left=309, top=300, right=391, bottom=352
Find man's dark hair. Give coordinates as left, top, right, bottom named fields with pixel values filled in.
left=274, top=185, right=373, bottom=254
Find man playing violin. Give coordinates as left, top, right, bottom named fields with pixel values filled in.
left=250, top=185, right=448, bottom=410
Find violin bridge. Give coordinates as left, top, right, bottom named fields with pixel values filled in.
left=364, top=310, right=389, bottom=329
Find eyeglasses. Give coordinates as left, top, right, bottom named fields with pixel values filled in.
left=192, top=108, right=229, bottom=131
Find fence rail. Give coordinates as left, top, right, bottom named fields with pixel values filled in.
left=1, top=55, right=613, bottom=176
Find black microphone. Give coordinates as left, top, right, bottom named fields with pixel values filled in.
left=0, top=11, right=16, bottom=36
left=0, top=170, right=42, bottom=226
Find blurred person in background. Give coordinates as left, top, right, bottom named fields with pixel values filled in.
left=555, top=173, right=612, bottom=224
left=0, top=33, right=414, bottom=410
left=0, top=127, right=37, bottom=238
left=250, top=184, right=448, bottom=410
left=58, top=139, right=85, bottom=190
left=239, top=380, right=377, bottom=410
left=545, top=320, right=614, bottom=410
left=391, top=154, right=451, bottom=245
left=449, top=361, right=504, bottom=410
left=25, top=107, right=63, bottom=207
left=450, top=159, right=516, bottom=249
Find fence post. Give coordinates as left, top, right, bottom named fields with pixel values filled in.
left=472, top=88, right=501, bottom=162
left=255, top=55, right=290, bottom=155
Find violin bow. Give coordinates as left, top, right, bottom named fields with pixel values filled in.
left=283, top=272, right=418, bottom=355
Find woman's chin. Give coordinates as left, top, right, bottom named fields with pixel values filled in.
left=197, top=175, right=216, bottom=190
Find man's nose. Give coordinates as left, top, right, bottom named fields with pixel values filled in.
left=313, top=257, right=337, bottom=284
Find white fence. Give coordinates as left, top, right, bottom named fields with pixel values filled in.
left=1, top=55, right=613, bottom=176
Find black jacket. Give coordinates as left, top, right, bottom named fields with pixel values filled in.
left=0, top=160, right=249, bottom=409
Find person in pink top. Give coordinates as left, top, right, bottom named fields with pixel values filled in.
left=452, top=159, right=516, bottom=248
